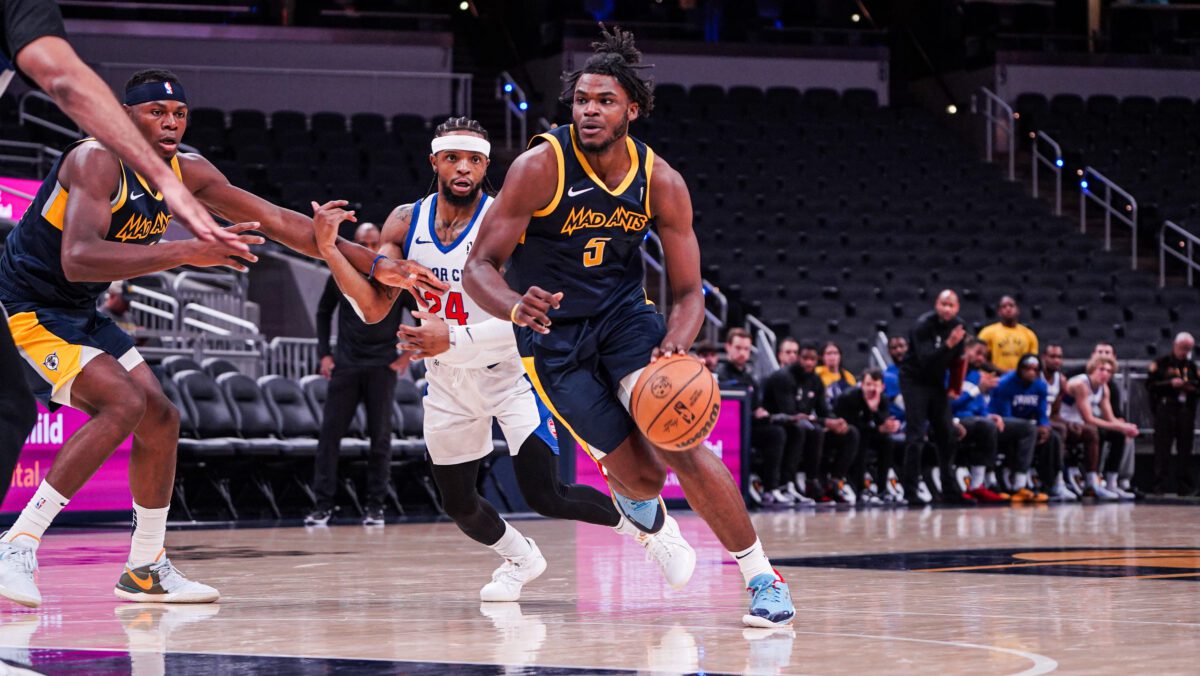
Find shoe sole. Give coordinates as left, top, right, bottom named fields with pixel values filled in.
left=114, top=588, right=220, bottom=604
left=479, top=554, right=548, bottom=602
left=0, top=585, right=40, bottom=608
left=742, top=613, right=795, bottom=629
left=362, top=520, right=385, bottom=527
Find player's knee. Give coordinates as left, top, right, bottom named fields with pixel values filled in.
left=522, top=483, right=567, bottom=519
left=144, top=394, right=180, bottom=438
left=104, top=385, right=147, bottom=434
left=441, top=491, right=481, bottom=522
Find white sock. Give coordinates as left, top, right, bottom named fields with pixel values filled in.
left=795, top=472, right=806, bottom=489
left=1012, top=472, right=1029, bottom=491
left=128, top=503, right=170, bottom=566
left=1086, top=471, right=1101, bottom=487
left=1054, top=471, right=1066, bottom=487
left=3, top=481, right=69, bottom=550
left=731, top=538, right=774, bottom=585
left=970, top=466, right=986, bottom=490
left=489, top=522, right=533, bottom=560
left=1105, top=472, right=1119, bottom=489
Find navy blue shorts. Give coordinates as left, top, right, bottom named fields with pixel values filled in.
left=516, top=293, right=666, bottom=458
left=2, top=301, right=139, bottom=410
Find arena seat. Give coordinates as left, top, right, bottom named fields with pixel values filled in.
left=162, top=355, right=202, bottom=378
left=298, top=374, right=369, bottom=454
left=202, top=357, right=239, bottom=380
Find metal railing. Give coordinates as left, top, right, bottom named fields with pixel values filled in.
left=1159, top=220, right=1200, bottom=288
left=869, top=330, right=891, bottom=371
left=703, top=281, right=728, bottom=345
left=18, top=91, right=83, bottom=143
left=0, top=138, right=61, bottom=179
left=972, top=87, right=1016, bottom=181
left=173, top=271, right=248, bottom=319
left=126, top=283, right=180, bottom=333
left=265, top=337, right=322, bottom=381
left=536, top=117, right=554, bottom=133
left=641, top=231, right=670, bottom=311
left=1031, top=131, right=1063, bottom=216
left=496, top=71, right=528, bottom=150
left=744, top=314, right=779, bottom=384
left=1080, top=166, right=1138, bottom=270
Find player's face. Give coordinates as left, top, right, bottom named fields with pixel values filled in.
left=798, top=349, right=818, bottom=373
left=1018, top=361, right=1039, bottom=384
left=998, top=297, right=1019, bottom=322
left=572, top=73, right=639, bottom=153
left=777, top=340, right=798, bottom=367
left=127, top=100, right=188, bottom=160
left=1092, top=362, right=1114, bottom=385
left=725, top=336, right=751, bottom=367
left=1043, top=346, right=1064, bottom=373
left=430, top=132, right=489, bottom=207
left=967, top=343, right=988, bottom=368
left=862, top=375, right=883, bottom=399
left=888, top=337, right=908, bottom=362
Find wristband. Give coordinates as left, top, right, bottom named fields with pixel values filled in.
left=447, top=324, right=457, bottom=349
left=367, top=254, right=387, bottom=280
left=509, top=302, right=522, bottom=324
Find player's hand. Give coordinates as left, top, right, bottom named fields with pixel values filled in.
left=184, top=221, right=263, bottom=272
left=1171, top=377, right=1185, bottom=389
left=311, top=200, right=355, bottom=256
left=1124, top=422, right=1140, bottom=438
left=1037, top=425, right=1051, bottom=444
left=989, top=414, right=1006, bottom=433
left=511, top=286, right=562, bottom=334
left=882, top=418, right=900, bottom=434
left=319, top=355, right=335, bottom=379
left=651, top=338, right=691, bottom=362
left=946, top=324, right=967, bottom=348
left=160, top=180, right=247, bottom=252
left=754, top=407, right=770, bottom=420
left=954, top=421, right=967, bottom=440
left=374, top=259, right=449, bottom=310
left=397, top=311, right=451, bottom=359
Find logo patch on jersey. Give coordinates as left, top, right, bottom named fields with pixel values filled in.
left=112, top=211, right=171, bottom=243
left=546, top=418, right=558, bottom=439
left=567, top=186, right=594, bottom=197
left=42, top=352, right=59, bottom=372
left=560, top=206, right=648, bottom=237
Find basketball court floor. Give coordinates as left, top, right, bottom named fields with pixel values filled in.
left=1, top=504, right=1198, bottom=674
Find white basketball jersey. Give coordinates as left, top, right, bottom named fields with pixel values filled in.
left=404, top=193, right=515, bottom=368
left=1060, top=373, right=1102, bottom=424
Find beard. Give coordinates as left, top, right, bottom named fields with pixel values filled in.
left=577, top=114, right=629, bottom=153
left=440, top=180, right=481, bottom=207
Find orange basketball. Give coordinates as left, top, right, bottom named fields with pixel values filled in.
left=630, top=355, right=721, bottom=451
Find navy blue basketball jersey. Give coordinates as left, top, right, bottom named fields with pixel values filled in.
left=0, top=138, right=178, bottom=309
left=510, top=124, right=655, bottom=321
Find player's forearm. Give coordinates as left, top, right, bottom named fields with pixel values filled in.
left=662, top=287, right=704, bottom=349
left=61, top=239, right=193, bottom=282
left=320, top=242, right=394, bottom=324
left=446, top=317, right=516, bottom=360
left=463, top=257, right=522, bottom=321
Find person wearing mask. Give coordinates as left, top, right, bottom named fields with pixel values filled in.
left=816, top=341, right=856, bottom=409
left=764, top=341, right=858, bottom=504
left=835, top=369, right=904, bottom=505
left=898, top=290, right=970, bottom=505
left=1147, top=332, right=1199, bottom=495
left=1061, top=355, right=1139, bottom=500
left=987, top=354, right=1052, bottom=503
left=717, top=329, right=811, bottom=507
left=308, top=223, right=409, bottom=527
left=978, top=296, right=1039, bottom=373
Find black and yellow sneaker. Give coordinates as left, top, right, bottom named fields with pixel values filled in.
left=114, top=554, right=220, bottom=604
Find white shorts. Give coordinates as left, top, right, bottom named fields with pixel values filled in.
left=423, top=357, right=559, bottom=466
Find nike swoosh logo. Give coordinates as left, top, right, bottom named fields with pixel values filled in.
left=464, top=327, right=473, bottom=342
left=127, top=568, right=155, bottom=591
left=130, top=191, right=145, bottom=200
left=567, top=186, right=594, bottom=197
left=734, top=551, right=755, bottom=560
left=414, top=238, right=433, bottom=245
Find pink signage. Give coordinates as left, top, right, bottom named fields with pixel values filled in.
left=0, top=177, right=42, bottom=222
left=574, top=398, right=743, bottom=503
left=4, top=405, right=133, bottom=513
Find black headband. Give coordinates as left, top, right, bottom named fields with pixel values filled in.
left=124, top=81, right=187, bottom=106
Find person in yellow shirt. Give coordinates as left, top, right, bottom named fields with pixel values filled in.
left=978, top=296, right=1039, bottom=373
left=816, top=341, right=857, bottom=407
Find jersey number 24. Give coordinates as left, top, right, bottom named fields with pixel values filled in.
left=421, top=290, right=470, bottom=324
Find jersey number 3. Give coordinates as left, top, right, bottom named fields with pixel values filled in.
left=583, top=237, right=611, bottom=268
left=421, top=290, right=470, bottom=325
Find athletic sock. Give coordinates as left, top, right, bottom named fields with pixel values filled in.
left=488, top=522, right=533, bottom=560
left=1105, top=472, right=1120, bottom=489
left=3, top=481, right=69, bottom=550
left=128, top=503, right=170, bottom=566
left=730, top=538, right=774, bottom=586
left=1086, top=471, right=1101, bottom=488
left=1012, top=472, right=1029, bottom=491
left=970, top=466, right=986, bottom=491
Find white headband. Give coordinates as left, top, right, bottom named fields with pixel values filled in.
left=431, top=135, right=491, bottom=158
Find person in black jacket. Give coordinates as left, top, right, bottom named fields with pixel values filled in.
left=898, top=290, right=972, bottom=505
left=763, top=341, right=859, bottom=504
left=835, top=368, right=904, bottom=505
left=1147, top=332, right=1199, bottom=495
left=308, top=223, right=409, bottom=526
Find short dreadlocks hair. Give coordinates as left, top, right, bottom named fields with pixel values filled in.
left=434, top=116, right=489, bottom=140
left=560, top=24, right=654, bottom=117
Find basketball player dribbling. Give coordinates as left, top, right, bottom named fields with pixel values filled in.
left=312, top=117, right=694, bottom=601
left=463, top=26, right=795, bottom=627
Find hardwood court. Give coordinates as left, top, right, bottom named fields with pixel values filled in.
left=2, top=504, right=1200, bottom=674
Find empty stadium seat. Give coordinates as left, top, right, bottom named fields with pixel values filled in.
left=162, top=356, right=202, bottom=378
left=202, top=357, right=239, bottom=380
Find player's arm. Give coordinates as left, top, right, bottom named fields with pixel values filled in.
left=312, top=200, right=409, bottom=324
left=649, top=158, right=704, bottom=359
left=1070, top=380, right=1124, bottom=433
left=57, top=145, right=261, bottom=281
left=12, top=19, right=235, bottom=248
left=182, top=155, right=444, bottom=295
left=463, top=144, right=561, bottom=333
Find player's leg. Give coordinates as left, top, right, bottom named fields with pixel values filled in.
left=113, top=361, right=218, bottom=603
left=512, top=436, right=619, bottom=527
left=0, top=314, right=38, bottom=508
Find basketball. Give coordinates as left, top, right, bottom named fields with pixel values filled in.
left=630, top=355, right=721, bottom=451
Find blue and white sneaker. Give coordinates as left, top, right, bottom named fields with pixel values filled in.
left=743, top=571, right=795, bottom=628
left=611, top=492, right=666, bottom=534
